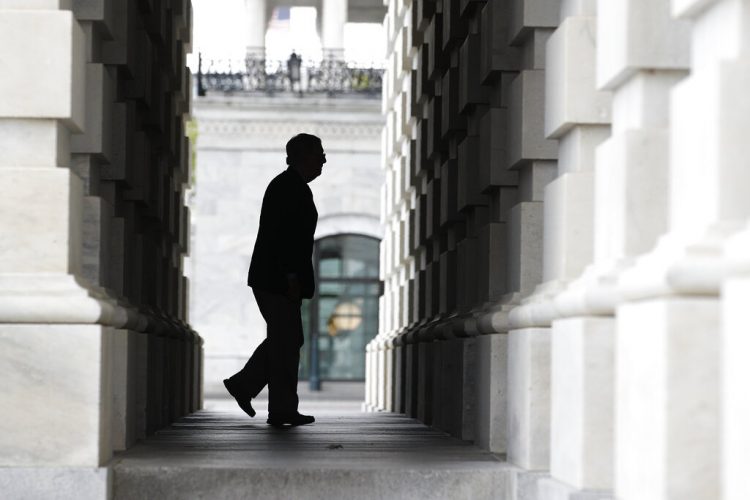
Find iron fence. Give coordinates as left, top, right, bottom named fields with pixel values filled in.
left=196, top=53, right=384, bottom=97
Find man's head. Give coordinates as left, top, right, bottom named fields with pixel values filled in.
left=286, top=133, right=326, bottom=183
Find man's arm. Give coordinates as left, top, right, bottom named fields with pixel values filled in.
left=269, top=180, right=304, bottom=301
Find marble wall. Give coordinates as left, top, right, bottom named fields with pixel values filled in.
left=191, top=94, right=384, bottom=395
left=0, top=0, right=200, bottom=496
left=370, top=0, right=750, bottom=498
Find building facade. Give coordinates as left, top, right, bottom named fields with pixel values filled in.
left=367, top=0, right=750, bottom=498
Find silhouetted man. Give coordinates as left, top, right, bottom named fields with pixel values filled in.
left=223, top=133, right=325, bottom=427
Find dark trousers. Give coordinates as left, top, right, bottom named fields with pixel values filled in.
left=227, top=288, right=304, bottom=416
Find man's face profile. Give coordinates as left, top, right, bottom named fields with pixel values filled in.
left=300, top=144, right=326, bottom=182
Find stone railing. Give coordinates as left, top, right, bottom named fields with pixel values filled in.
left=196, top=53, right=384, bottom=97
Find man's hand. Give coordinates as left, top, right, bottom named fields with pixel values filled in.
left=286, top=274, right=302, bottom=304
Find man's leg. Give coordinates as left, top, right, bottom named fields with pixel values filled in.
left=228, top=338, right=270, bottom=398
left=253, top=289, right=303, bottom=415
left=223, top=291, right=274, bottom=418
left=252, top=289, right=313, bottom=426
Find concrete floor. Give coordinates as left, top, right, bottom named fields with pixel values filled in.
left=112, top=387, right=512, bottom=499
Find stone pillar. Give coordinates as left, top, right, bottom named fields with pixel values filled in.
left=538, top=0, right=690, bottom=497
left=0, top=0, right=200, bottom=496
left=612, top=0, right=750, bottom=498
left=722, top=227, right=750, bottom=500
left=0, top=3, right=113, bottom=495
left=322, top=0, right=347, bottom=57
left=0, top=0, right=99, bottom=460
left=471, top=0, right=559, bottom=456
left=364, top=0, right=408, bottom=414
left=508, top=0, right=611, bottom=478
left=245, top=0, right=267, bottom=56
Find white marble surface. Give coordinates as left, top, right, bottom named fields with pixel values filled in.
left=0, top=466, right=110, bottom=500
left=0, top=168, right=83, bottom=274
left=0, top=119, right=69, bottom=167
left=0, top=9, right=85, bottom=128
left=0, top=324, right=112, bottom=466
left=507, top=328, right=551, bottom=470
left=545, top=16, right=612, bottom=139
left=616, top=298, right=719, bottom=500
left=721, top=275, right=750, bottom=500
left=542, top=172, right=595, bottom=283
left=474, top=334, right=509, bottom=454
left=596, top=0, right=690, bottom=89
left=550, top=317, right=613, bottom=490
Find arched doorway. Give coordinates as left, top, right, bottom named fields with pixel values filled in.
left=299, top=234, right=380, bottom=388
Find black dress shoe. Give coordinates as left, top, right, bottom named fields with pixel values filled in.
left=223, top=379, right=256, bottom=418
left=267, top=413, right=315, bottom=428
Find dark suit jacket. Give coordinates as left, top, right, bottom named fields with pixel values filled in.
left=247, top=168, right=318, bottom=299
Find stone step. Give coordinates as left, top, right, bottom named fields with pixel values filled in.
left=112, top=404, right=511, bottom=500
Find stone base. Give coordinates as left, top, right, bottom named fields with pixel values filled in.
left=511, top=470, right=549, bottom=500
left=616, top=297, right=719, bottom=499
left=361, top=402, right=384, bottom=413
left=537, top=476, right=613, bottom=500
left=0, top=466, right=111, bottom=500
left=507, top=328, right=551, bottom=470
left=550, top=318, right=614, bottom=490
left=474, top=333, right=509, bottom=454
left=0, top=324, right=113, bottom=466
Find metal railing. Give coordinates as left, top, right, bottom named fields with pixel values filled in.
left=196, top=53, right=384, bottom=98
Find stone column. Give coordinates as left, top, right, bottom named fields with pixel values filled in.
left=322, top=0, right=347, bottom=57
left=245, top=0, right=267, bottom=57
left=364, top=0, right=407, bottom=415
left=470, top=0, right=559, bottom=455
left=508, top=0, right=611, bottom=475
left=0, top=0, right=199, bottom=496
left=539, top=0, right=690, bottom=497
left=612, top=0, right=750, bottom=498
left=0, top=2, right=113, bottom=495
left=722, top=226, right=750, bottom=500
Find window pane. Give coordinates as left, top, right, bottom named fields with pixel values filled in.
left=318, top=257, right=342, bottom=278
left=340, top=235, right=379, bottom=278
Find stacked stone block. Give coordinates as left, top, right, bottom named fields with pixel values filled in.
left=0, top=0, right=200, bottom=496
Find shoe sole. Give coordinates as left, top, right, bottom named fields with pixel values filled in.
left=267, top=419, right=315, bottom=427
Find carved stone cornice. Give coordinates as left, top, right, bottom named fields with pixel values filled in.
left=197, top=119, right=384, bottom=141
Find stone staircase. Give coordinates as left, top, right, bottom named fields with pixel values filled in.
left=111, top=402, right=511, bottom=499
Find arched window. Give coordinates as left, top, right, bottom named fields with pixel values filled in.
left=299, top=234, right=381, bottom=384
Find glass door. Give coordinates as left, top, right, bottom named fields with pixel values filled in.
left=299, top=234, right=381, bottom=385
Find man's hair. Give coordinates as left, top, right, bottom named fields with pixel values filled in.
left=286, top=133, right=322, bottom=166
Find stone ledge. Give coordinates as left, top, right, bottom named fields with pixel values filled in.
left=0, top=466, right=111, bottom=500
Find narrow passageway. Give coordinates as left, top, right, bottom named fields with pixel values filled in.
left=111, top=394, right=510, bottom=500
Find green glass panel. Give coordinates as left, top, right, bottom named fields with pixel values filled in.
left=304, top=234, right=381, bottom=381
left=318, top=257, right=342, bottom=278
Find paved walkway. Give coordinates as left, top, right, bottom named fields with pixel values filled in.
left=112, top=397, right=512, bottom=499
